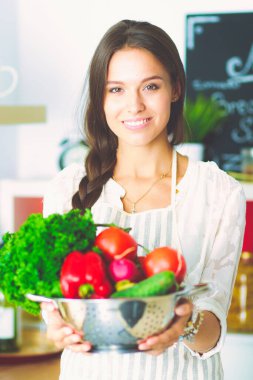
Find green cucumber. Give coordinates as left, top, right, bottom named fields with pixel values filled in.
left=110, top=270, right=175, bottom=298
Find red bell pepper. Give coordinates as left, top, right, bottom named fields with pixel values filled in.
left=60, top=250, right=113, bottom=298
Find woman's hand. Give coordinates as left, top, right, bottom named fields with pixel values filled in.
left=41, top=302, right=92, bottom=353
left=138, top=300, right=193, bottom=356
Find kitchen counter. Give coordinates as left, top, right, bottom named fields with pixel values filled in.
left=0, top=328, right=61, bottom=380
left=0, top=357, right=60, bottom=380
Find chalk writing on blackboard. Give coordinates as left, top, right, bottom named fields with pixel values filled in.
left=186, top=13, right=253, bottom=171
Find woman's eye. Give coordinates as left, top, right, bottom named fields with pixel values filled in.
left=145, top=83, right=159, bottom=91
left=109, top=87, right=122, bottom=93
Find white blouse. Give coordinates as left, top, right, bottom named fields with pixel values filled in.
left=43, top=158, right=246, bottom=380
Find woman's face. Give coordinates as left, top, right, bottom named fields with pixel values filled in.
left=103, top=47, right=178, bottom=148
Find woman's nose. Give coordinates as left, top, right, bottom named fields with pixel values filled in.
left=126, top=91, right=145, bottom=114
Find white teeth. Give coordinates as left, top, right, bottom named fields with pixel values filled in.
left=124, top=118, right=149, bottom=127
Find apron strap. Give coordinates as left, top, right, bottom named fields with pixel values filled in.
left=171, top=149, right=183, bottom=254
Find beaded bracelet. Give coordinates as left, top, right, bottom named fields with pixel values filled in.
left=179, top=309, right=204, bottom=342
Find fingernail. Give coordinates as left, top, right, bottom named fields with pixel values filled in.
left=176, top=305, right=188, bottom=315
left=63, top=327, right=73, bottom=335
left=147, top=337, right=157, bottom=345
left=71, top=335, right=81, bottom=343
left=138, top=343, right=149, bottom=350
left=82, top=343, right=91, bottom=352
left=46, top=303, right=55, bottom=312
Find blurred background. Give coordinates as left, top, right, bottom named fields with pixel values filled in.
left=0, top=0, right=253, bottom=379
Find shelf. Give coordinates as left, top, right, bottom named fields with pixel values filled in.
left=0, top=106, right=46, bottom=125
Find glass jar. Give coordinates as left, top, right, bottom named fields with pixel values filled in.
left=0, top=292, right=20, bottom=352
left=227, top=252, right=253, bottom=333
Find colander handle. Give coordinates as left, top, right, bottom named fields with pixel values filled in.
left=175, top=282, right=214, bottom=301
left=26, top=293, right=58, bottom=309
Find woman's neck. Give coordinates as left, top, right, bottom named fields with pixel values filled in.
left=113, top=142, right=173, bottom=180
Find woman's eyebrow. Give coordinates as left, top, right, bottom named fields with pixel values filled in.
left=106, top=75, right=165, bottom=85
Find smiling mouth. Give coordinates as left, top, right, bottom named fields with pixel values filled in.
left=122, top=118, right=152, bottom=129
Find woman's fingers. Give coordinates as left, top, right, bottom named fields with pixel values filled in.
left=138, top=330, right=178, bottom=352
left=41, top=302, right=63, bottom=326
left=49, top=326, right=79, bottom=348
left=68, top=342, right=92, bottom=353
left=138, top=300, right=193, bottom=354
left=40, top=302, right=91, bottom=352
left=175, top=301, right=193, bottom=318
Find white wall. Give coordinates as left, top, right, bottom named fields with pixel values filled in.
left=0, top=0, right=19, bottom=177
left=1, top=0, right=253, bottom=179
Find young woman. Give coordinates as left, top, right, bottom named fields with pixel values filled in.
left=42, top=20, right=246, bottom=380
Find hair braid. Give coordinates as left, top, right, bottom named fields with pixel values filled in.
left=72, top=105, right=118, bottom=211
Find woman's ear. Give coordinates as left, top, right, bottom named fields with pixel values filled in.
left=172, top=82, right=181, bottom=102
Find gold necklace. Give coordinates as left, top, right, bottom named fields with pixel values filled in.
left=113, top=173, right=170, bottom=213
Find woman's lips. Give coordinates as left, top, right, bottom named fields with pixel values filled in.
left=122, top=117, right=152, bottom=130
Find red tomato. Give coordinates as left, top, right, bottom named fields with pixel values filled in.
left=95, top=227, right=138, bottom=262
left=143, top=247, right=186, bottom=284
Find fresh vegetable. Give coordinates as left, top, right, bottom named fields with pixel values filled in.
left=89, top=281, right=113, bottom=299
left=143, top=247, right=186, bottom=284
left=136, top=256, right=145, bottom=273
left=111, top=270, right=175, bottom=298
left=0, top=204, right=186, bottom=315
left=0, top=209, right=96, bottom=315
left=108, top=258, right=141, bottom=283
left=95, top=227, right=137, bottom=261
left=60, top=250, right=113, bottom=299
left=115, top=280, right=135, bottom=291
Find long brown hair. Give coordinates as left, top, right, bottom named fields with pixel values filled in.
left=72, top=19, right=186, bottom=212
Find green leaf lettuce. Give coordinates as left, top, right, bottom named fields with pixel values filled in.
left=0, top=209, right=96, bottom=315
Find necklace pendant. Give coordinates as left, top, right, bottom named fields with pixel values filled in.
left=131, top=204, right=136, bottom=213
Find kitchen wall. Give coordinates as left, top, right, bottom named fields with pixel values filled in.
left=0, top=0, right=19, bottom=177
left=1, top=0, right=253, bottom=180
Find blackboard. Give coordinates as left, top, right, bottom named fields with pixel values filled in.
left=185, top=13, right=253, bottom=171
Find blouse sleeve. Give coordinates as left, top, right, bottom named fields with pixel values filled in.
left=185, top=178, right=246, bottom=360
left=43, top=164, right=85, bottom=217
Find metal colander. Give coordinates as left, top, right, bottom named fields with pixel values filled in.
left=27, top=283, right=212, bottom=352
